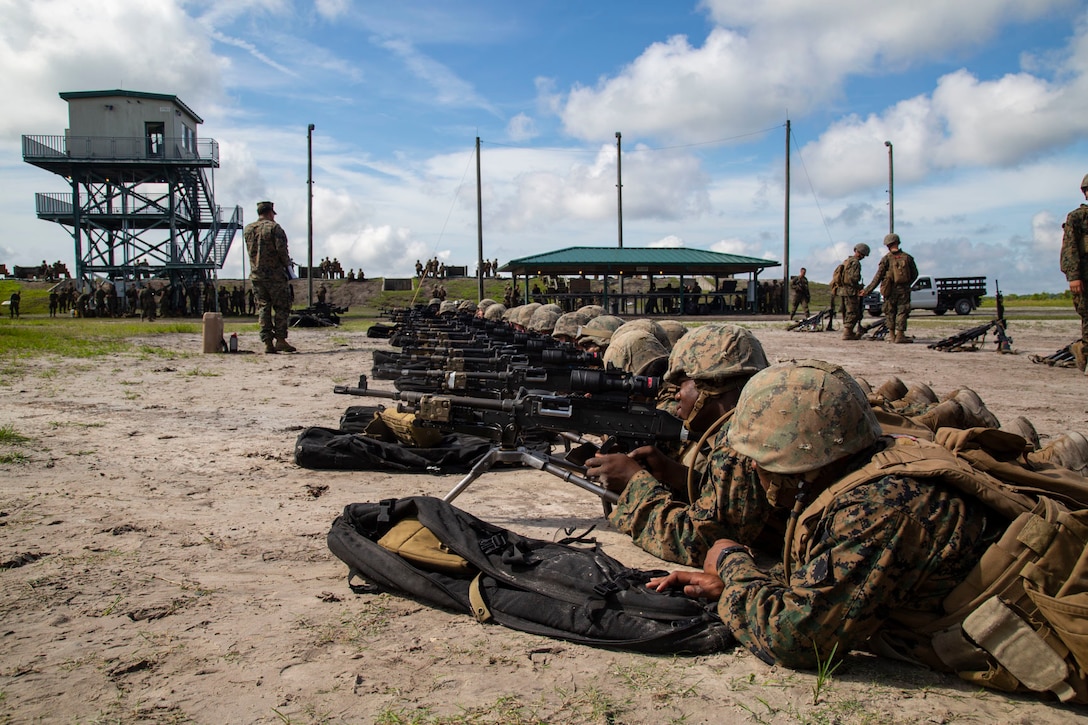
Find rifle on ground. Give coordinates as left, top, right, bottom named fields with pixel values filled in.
left=927, top=281, right=1012, bottom=352
left=333, top=373, right=688, bottom=510
left=787, top=308, right=835, bottom=332
left=1029, top=343, right=1078, bottom=368
left=859, top=317, right=889, bottom=340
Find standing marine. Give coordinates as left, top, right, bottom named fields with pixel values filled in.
left=861, top=233, right=918, bottom=344
left=1060, top=173, right=1088, bottom=373
left=244, top=200, right=296, bottom=353
left=838, top=243, right=870, bottom=340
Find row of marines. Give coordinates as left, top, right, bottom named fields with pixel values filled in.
left=415, top=298, right=1088, bottom=703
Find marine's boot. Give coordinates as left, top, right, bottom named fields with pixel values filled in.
left=901, top=382, right=938, bottom=408
left=1073, top=341, right=1087, bottom=373
left=913, top=399, right=966, bottom=433
left=1001, top=415, right=1041, bottom=451
left=893, top=332, right=913, bottom=344
left=875, top=376, right=908, bottom=402
left=264, top=339, right=277, bottom=354
left=953, top=388, right=1001, bottom=429
left=841, top=329, right=859, bottom=341
left=275, top=338, right=297, bottom=353
left=1039, top=431, right=1088, bottom=475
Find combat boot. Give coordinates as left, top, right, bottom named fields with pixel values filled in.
left=875, top=376, right=908, bottom=402
left=275, top=338, right=297, bottom=353
left=901, top=382, right=938, bottom=408
left=1073, top=341, right=1087, bottom=372
left=1040, top=431, right=1088, bottom=475
left=953, top=388, right=1001, bottom=429
left=264, top=339, right=277, bottom=354
left=841, top=329, right=859, bottom=341
left=913, top=399, right=965, bottom=432
left=894, top=332, right=913, bottom=344
left=1001, top=416, right=1040, bottom=451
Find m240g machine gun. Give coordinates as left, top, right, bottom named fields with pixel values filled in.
left=333, top=369, right=689, bottom=512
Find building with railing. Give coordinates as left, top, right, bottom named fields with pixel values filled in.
left=22, top=90, right=242, bottom=297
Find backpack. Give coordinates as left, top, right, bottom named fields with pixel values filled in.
left=792, top=432, right=1088, bottom=703
left=888, top=252, right=912, bottom=285
left=830, top=262, right=846, bottom=295
left=327, top=495, right=734, bottom=654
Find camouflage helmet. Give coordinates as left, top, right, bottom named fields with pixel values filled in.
left=854, top=243, right=870, bottom=258
left=655, top=319, right=689, bottom=349
left=457, top=300, right=478, bottom=314
left=611, top=319, right=670, bottom=349
left=576, top=315, right=625, bottom=348
left=528, top=306, right=561, bottom=333
left=727, top=359, right=881, bottom=474
left=1081, top=173, right=1088, bottom=190
left=477, top=298, right=498, bottom=313
left=501, top=304, right=520, bottom=322
left=483, top=303, right=507, bottom=321
left=438, top=300, right=459, bottom=315
left=577, top=304, right=605, bottom=320
left=515, top=302, right=542, bottom=328
left=664, top=324, right=769, bottom=392
left=552, top=311, right=588, bottom=340
left=883, top=233, right=901, bottom=248
left=602, top=329, right=670, bottom=377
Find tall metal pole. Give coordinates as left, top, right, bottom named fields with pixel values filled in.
left=476, top=136, right=484, bottom=301
left=783, top=119, right=790, bottom=314
left=884, top=140, right=894, bottom=234
left=615, top=132, right=623, bottom=249
left=307, top=123, right=315, bottom=306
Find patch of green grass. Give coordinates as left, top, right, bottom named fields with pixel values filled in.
left=0, top=452, right=29, bottom=465
left=48, top=421, right=104, bottom=429
left=0, top=424, right=29, bottom=444
left=184, top=368, right=220, bottom=377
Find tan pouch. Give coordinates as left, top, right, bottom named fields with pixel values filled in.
left=376, top=517, right=475, bottom=574
left=378, top=409, right=444, bottom=448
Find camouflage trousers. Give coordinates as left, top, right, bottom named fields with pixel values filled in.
left=1075, top=291, right=1088, bottom=346
left=882, top=287, right=911, bottom=335
left=842, top=294, right=862, bottom=333
left=790, top=292, right=810, bottom=317
left=252, top=278, right=291, bottom=343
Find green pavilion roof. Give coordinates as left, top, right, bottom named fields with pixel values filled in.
left=501, top=246, right=780, bottom=277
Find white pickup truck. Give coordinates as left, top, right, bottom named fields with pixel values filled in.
left=864, top=276, right=987, bottom=317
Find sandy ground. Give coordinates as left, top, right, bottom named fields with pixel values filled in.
left=2, top=312, right=1087, bottom=724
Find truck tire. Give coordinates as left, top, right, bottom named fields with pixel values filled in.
left=954, top=298, right=973, bottom=316
left=933, top=307, right=947, bottom=316
left=868, top=305, right=881, bottom=317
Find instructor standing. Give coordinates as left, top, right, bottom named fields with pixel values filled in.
left=861, top=233, right=917, bottom=344
left=244, top=201, right=296, bottom=353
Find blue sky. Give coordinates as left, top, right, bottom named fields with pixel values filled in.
left=3, top=0, right=1088, bottom=293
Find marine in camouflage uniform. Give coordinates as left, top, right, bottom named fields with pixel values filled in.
left=244, top=201, right=295, bottom=353
left=861, top=233, right=918, bottom=343
left=587, top=324, right=772, bottom=566
left=1060, top=173, right=1088, bottom=372
left=788, top=268, right=810, bottom=319
left=839, top=243, right=869, bottom=340
left=647, top=360, right=993, bottom=670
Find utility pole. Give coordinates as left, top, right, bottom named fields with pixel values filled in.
left=616, top=132, right=623, bottom=249
left=884, top=140, right=894, bottom=234
left=307, top=123, right=315, bottom=306
left=783, top=119, right=790, bottom=314
left=476, top=136, right=484, bottom=301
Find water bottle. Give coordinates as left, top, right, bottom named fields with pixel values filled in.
left=229, top=332, right=238, bottom=353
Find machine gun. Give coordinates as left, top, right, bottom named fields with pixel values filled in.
left=333, top=372, right=687, bottom=511
left=787, top=308, right=835, bottom=332
left=927, top=281, right=1012, bottom=352
left=927, top=319, right=1012, bottom=352
left=1029, top=343, right=1078, bottom=368
left=859, top=317, right=889, bottom=340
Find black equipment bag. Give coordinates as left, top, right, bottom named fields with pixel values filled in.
left=327, top=496, right=735, bottom=654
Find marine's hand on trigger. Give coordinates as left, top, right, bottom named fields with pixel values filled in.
left=584, top=452, right=643, bottom=492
